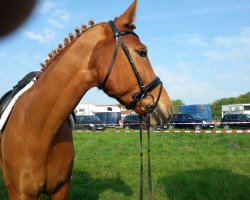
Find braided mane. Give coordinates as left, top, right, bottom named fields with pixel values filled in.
left=39, top=20, right=95, bottom=74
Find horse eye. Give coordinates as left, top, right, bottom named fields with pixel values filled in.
left=135, top=49, right=147, bottom=57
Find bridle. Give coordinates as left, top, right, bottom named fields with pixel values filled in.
left=99, top=20, right=163, bottom=200
left=99, top=20, right=163, bottom=115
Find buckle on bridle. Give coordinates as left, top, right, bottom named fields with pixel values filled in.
left=132, top=86, right=146, bottom=101
left=139, top=93, right=155, bottom=113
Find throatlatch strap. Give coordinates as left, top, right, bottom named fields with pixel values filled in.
left=100, top=37, right=119, bottom=89
left=108, top=20, right=145, bottom=90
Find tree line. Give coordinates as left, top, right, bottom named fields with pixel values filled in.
left=210, top=92, right=250, bottom=119
left=172, top=92, right=250, bottom=119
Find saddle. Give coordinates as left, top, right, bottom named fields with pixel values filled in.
left=0, top=71, right=76, bottom=131
left=0, top=71, right=40, bottom=121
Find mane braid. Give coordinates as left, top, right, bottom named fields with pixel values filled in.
left=39, top=20, right=96, bottom=76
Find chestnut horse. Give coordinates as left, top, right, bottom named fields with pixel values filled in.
left=0, top=0, right=172, bottom=199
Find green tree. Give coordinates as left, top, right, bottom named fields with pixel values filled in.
left=172, top=99, right=185, bottom=114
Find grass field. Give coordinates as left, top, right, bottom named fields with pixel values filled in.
left=1, top=131, right=250, bottom=199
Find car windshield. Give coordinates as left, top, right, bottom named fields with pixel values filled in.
left=76, top=116, right=102, bottom=123
left=246, top=114, right=250, bottom=119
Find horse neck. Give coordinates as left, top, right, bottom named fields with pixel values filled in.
left=26, top=26, right=106, bottom=134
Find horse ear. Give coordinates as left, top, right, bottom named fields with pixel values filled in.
left=115, top=0, right=138, bottom=28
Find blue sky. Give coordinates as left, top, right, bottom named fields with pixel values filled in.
left=0, top=0, right=250, bottom=105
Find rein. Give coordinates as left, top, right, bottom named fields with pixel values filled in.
left=99, top=20, right=163, bottom=200
left=139, top=115, right=152, bottom=200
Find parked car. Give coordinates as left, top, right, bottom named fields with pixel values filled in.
left=169, top=113, right=215, bottom=131
left=123, top=114, right=170, bottom=130
left=123, top=114, right=141, bottom=129
left=74, top=115, right=106, bottom=131
left=220, top=114, right=250, bottom=129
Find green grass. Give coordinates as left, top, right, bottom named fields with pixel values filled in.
left=1, top=132, right=250, bottom=199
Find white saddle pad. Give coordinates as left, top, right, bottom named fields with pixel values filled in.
left=0, top=78, right=36, bottom=132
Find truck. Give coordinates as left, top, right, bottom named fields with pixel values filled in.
left=179, top=104, right=213, bottom=121
left=221, top=104, right=250, bottom=118
left=167, top=104, right=214, bottom=130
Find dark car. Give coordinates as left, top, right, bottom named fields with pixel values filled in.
left=123, top=114, right=141, bottom=129
left=220, top=114, right=250, bottom=129
left=74, top=115, right=106, bottom=131
left=123, top=114, right=168, bottom=130
left=169, top=113, right=215, bottom=131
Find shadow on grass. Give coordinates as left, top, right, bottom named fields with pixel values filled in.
left=1, top=172, right=133, bottom=199
left=69, top=171, right=133, bottom=199
left=158, top=168, right=250, bottom=200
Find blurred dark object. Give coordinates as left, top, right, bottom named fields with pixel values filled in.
left=0, top=0, right=36, bottom=38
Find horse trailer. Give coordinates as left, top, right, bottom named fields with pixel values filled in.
left=221, top=104, right=250, bottom=118
left=179, top=104, right=213, bottom=121
left=75, top=103, right=121, bottom=127
left=94, top=105, right=121, bottom=127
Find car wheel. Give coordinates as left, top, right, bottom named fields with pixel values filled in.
left=223, top=125, right=230, bottom=130
left=169, top=124, right=175, bottom=129
left=194, top=125, right=202, bottom=131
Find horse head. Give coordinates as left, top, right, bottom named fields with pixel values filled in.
left=93, top=0, right=172, bottom=126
